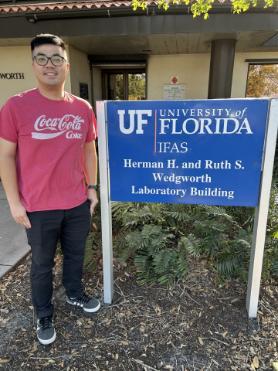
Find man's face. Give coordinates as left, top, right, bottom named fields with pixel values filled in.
left=32, top=44, right=69, bottom=88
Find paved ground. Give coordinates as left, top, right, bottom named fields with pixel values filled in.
left=0, top=183, right=30, bottom=278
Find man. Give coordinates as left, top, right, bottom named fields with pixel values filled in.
left=0, top=34, right=100, bottom=345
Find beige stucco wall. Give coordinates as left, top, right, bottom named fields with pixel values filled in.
left=0, top=45, right=72, bottom=107
left=148, top=52, right=278, bottom=100
left=231, top=51, right=278, bottom=98
left=68, top=45, right=91, bottom=102
left=0, top=46, right=36, bottom=106
left=147, top=54, right=211, bottom=100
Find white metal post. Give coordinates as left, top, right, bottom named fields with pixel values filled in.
left=96, top=101, right=114, bottom=304
left=246, top=99, right=278, bottom=318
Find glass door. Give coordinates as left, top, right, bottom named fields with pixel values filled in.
left=103, top=70, right=146, bottom=100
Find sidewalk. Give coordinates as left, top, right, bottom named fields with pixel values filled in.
left=0, top=183, right=30, bottom=278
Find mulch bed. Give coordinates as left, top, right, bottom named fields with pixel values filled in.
left=0, top=253, right=277, bottom=370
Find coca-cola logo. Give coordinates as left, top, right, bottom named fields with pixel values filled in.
left=32, top=114, right=84, bottom=140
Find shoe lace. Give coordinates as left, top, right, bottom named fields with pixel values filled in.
left=39, top=316, right=52, bottom=330
left=76, top=293, right=91, bottom=304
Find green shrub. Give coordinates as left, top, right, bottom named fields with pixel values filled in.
left=111, top=183, right=278, bottom=285
left=263, top=183, right=278, bottom=278
left=112, top=203, right=248, bottom=284
left=112, top=203, right=188, bottom=284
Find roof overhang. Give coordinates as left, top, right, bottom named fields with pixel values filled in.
left=0, top=0, right=277, bottom=18
left=0, top=1, right=277, bottom=54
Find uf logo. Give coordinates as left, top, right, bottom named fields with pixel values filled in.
left=117, top=110, right=152, bottom=134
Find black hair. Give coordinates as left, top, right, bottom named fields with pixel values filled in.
left=31, top=34, right=66, bottom=52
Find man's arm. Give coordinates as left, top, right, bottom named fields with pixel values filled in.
left=0, top=138, right=31, bottom=228
left=84, top=140, right=98, bottom=215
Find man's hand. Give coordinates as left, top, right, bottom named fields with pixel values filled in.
left=87, top=189, right=98, bottom=216
left=10, top=202, right=31, bottom=229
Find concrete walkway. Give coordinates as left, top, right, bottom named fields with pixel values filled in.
left=0, top=183, right=30, bottom=278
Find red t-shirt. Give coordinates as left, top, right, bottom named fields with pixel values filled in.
left=0, top=88, right=97, bottom=212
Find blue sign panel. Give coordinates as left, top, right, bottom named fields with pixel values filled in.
left=106, top=100, right=269, bottom=206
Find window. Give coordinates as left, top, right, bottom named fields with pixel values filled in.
left=246, top=64, right=278, bottom=97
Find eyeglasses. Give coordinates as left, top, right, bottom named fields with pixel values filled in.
left=33, top=54, right=67, bottom=67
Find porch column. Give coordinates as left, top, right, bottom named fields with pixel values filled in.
left=208, top=39, right=236, bottom=99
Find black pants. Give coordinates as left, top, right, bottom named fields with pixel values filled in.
left=26, top=200, right=91, bottom=319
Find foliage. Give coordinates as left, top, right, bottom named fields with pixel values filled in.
left=263, top=184, right=278, bottom=278
left=112, top=202, right=244, bottom=284
left=112, top=202, right=188, bottom=284
left=128, top=74, right=146, bottom=100
left=83, top=203, right=103, bottom=271
left=132, top=0, right=275, bottom=19
left=111, top=183, right=278, bottom=284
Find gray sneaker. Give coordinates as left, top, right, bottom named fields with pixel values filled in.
left=66, top=293, right=101, bottom=313
left=36, top=316, right=56, bottom=345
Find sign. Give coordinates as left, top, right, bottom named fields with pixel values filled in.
left=163, top=84, right=185, bottom=100
left=0, top=72, right=24, bottom=79
left=170, top=76, right=179, bottom=84
left=97, top=99, right=278, bottom=320
left=107, top=100, right=269, bottom=207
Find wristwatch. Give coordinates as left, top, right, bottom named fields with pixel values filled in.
left=87, top=184, right=98, bottom=191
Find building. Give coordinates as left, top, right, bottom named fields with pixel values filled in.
left=0, top=0, right=278, bottom=107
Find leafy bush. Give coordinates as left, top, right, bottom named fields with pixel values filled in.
left=112, top=203, right=249, bottom=284
left=111, top=182, right=278, bottom=284
left=112, top=203, right=188, bottom=284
